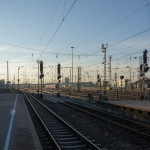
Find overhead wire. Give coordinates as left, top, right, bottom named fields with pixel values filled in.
left=75, top=2, right=149, bottom=50
left=72, top=27, right=150, bottom=67
left=0, top=1, right=147, bottom=63
left=109, top=28, right=150, bottom=48
left=63, top=3, right=150, bottom=67
left=39, top=0, right=78, bottom=58
left=0, top=40, right=96, bottom=57
left=37, top=0, right=62, bottom=49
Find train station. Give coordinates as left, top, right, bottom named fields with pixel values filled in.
left=1, top=1, right=150, bottom=149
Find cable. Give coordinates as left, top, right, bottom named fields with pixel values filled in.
left=0, top=40, right=96, bottom=57
left=0, top=41, right=71, bottom=56
left=109, top=28, right=150, bottom=48
left=37, top=0, right=62, bottom=48
left=39, top=0, right=78, bottom=58
left=76, top=2, right=149, bottom=49
left=112, top=50, right=142, bottom=61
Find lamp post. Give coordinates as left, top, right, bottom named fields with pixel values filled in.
left=18, top=66, right=24, bottom=93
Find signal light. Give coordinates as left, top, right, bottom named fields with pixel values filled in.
left=143, top=49, right=148, bottom=64
left=57, top=63, right=61, bottom=74
left=97, top=74, right=100, bottom=82
left=40, top=61, right=43, bottom=73
left=120, top=76, right=124, bottom=80
left=140, top=72, right=144, bottom=77
left=40, top=74, right=44, bottom=79
left=144, top=67, right=149, bottom=73
left=57, top=75, right=61, bottom=80
left=140, top=64, right=143, bottom=72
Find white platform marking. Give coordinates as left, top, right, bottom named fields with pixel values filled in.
left=4, top=94, right=18, bottom=150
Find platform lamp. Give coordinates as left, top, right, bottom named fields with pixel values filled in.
left=18, top=66, right=24, bottom=93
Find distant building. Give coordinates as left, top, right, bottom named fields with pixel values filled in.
left=134, top=78, right=150, bottom=89
left=0, top=79, right=5, bottom=87
left=65, top=77, right=69, bottom=87
left=125, top=79, right=130, bottom=90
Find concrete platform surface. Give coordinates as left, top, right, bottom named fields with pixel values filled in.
left=0, top=93, right=42, bottom=150
left=105, top=100, right=150, bottom=112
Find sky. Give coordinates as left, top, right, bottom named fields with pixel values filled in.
left=0, top=0, right=150, bottom=84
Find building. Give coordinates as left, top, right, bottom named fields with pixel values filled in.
left=134, top=78, right=150, bottom=89
left=65, top=77, right=69, bottom=87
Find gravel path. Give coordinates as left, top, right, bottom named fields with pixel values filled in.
left=34, top=94, right=150, bottom=150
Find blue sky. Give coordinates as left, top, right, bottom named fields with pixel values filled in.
left=0, top=0, right=150, bottom=83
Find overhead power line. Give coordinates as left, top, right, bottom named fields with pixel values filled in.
left=39, top=0, right=78, bottom=58
left=37, top=0, right=62, bottom=47
left=110, top=28, right=150, bottom=48
left=0, top=40, right=95, bottom=57
left=0, top=41, right=69, bottom=55
left=76, top=2, right=149, bottom=49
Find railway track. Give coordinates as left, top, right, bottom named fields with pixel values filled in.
left=22, top=90, right=100, bottom=150
left=43, top=92, right=150, bottom=139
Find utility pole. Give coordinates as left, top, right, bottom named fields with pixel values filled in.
left=115, top=73, right=117, bottom=88
left=77, top=66, right=81, bottom=92
left=139, top=56, right=143, bottom=89
left=7, top=61, right=9, bottom=90
left=71, top=47, right=74, bottom=87
left=109, top=55, right=112, bottom=87
left=14, top=75, right=15, bottom=89
left=130, top=57, right=132, bottom=90
left=102, top=43, right=108, bottom=97
left=115, top=73, right=118, bottom=100
left=37, top=60, right=40, bottom=96
left=70, top=68, right=71, bottom=84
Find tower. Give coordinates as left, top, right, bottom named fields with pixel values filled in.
left=109, top=55, right=112, bottom=87
left=7, top=61, right=9, bottom=89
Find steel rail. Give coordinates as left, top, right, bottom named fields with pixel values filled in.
left=23, top=90, right=101, bottom=150
left=43, top=93, right=150, bottom=139
left=22, top=91, right=61, bottom=150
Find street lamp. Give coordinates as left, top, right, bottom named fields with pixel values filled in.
left=18, top=66, right=24, bottom=93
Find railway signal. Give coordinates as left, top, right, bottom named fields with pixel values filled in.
left=97, top=74, right=100, bottom=82
left=57, top=63, right=61, bottom=80
left=140, top=50, right=149, bottom=77
left=40, top=61, right=43, bottom=74
left=57, top=63, right=61, bottom=96
left=40, top=74, right=44, bottom=79
left=39, top=60, right=44, bottom=98
left=144, top=65, right=149, bottom=73
left=140, top=64, right=144, bottom=77
left=143, top=49, right=149, bottom=73
left=143, top=49, right=148, bottom=64
left=120, top=76, right=124, bottom=100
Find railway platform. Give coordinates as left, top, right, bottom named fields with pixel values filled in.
left=99, top=99, right=150, bottom=124
left=104, top=100, right=150, bottom=111
left=0, top=93, right=42, bottom=150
